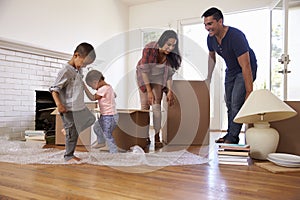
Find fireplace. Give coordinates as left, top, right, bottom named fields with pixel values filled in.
left=35, top=90, right=56, bottom=134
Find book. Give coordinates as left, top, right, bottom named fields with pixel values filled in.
left=218, top=155, right=250, bottom=166
left=218, top=160, right=249, bottom=166
left=218, top=144, right=250, bottom=151
left=218, top=144, right=250, bottom=148
left=218, top=155, right=249, bottom=161
left=218, top=150, right=249, bottom=157
left=24, top=130, right=45, bottom=136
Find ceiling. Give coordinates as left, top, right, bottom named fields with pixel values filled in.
left=122, top=0, right=300, bottom=7
left=120, top=0, right=163, bottom=6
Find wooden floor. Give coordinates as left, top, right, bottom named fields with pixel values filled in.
left=0, top=134, right=300, bottom=200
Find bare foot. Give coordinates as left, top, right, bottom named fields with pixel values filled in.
left=61, top=129, right=66, bottom=136
left=73, top=156, right=81, bottom=161
left=67, top=156, right=81, bottom=163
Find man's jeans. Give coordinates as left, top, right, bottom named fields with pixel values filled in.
left=224, top=73, right=246, bottom=144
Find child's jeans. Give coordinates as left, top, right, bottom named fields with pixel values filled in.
left=93, top=114, right=119, bottom=153
left=61, top=107, right=96, bottom=161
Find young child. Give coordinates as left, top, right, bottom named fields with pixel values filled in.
left=50, top=42, right=96, bottom=162
left=84, top=70, right=119, bottom=153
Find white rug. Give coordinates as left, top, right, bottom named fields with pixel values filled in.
left=0, top=136, right=208, bottom=166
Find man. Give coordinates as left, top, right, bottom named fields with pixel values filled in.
left=202, top=7, right=257, bottom=144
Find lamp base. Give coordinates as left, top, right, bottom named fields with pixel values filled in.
left=246, top=122, right=279, bottom=160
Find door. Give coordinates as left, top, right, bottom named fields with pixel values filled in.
left=271, top=0, right=300, bottom=100
left=287, top=1, right=300, bottom=100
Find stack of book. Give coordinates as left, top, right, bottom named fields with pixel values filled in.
left=217, top=144, right=251, bottom=165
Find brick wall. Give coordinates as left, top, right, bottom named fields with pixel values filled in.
left=0, top=39, right=70, bottom=138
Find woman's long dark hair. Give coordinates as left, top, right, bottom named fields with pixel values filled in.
left=157, top=30, right=182, bottom=70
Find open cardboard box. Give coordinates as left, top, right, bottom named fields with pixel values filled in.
left=112, top=109, right=150, bottom=151
left=51, top=102, right=97, bottom=146
left=52, top=106, right=150, bottom=149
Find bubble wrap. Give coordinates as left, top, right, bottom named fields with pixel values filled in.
left=0, top=136, right=208, bottom=167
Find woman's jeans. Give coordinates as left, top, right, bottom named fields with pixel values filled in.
left=93, top=114, right=119, bottom=153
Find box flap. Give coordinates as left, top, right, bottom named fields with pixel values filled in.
left=51, top=108, right=59, bottom=115
left=117, top=109, right=150, bottom=114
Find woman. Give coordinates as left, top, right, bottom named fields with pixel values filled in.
left=136, top=30, right=182, bottom=149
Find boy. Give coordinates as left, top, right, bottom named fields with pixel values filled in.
left=84, top=70, right=119, bottom=153
left=50, top=42, right=96, bottom=162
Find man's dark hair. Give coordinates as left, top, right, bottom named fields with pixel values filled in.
left=201, top=7, right=224, bottom=22
left=74, top=42, right=96, bottom=61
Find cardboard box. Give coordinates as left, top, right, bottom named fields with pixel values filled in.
left=52, top=102, right=97, bottom=146
left=162, top=80, right=210, bottom=146
left=270, top=101, right=300, bottom=155
left=112, top=109, right=150, bottom=150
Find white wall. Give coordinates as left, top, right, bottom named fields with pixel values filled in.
left=0, top=0, right=129, bottom=54
left=129, top=0, right=274, bottom=29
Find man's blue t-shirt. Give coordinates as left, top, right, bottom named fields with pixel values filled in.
left=207, top=26, right=257, bottom=78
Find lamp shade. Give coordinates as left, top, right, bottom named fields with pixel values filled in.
left=234, top=89, right=297, bottom=124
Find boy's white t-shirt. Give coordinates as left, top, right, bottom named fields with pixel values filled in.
left=96, top=85, right=117, bottom=115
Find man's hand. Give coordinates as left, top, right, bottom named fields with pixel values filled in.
left=245, top=90, right=252, bottom=100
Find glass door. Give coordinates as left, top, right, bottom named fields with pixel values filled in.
left=271, top=0, right=300, bottom=100
left=271, top=0, right=288, bottom=99
left=287, top=1, right=300, bottom=100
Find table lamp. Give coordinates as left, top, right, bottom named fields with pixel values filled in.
left=234, top=89, right=297, bottom=160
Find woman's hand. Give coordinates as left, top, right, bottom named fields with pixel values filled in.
left=147, top=91, right=154, bottom=105
left=167, top=90, right=174, bottom=106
